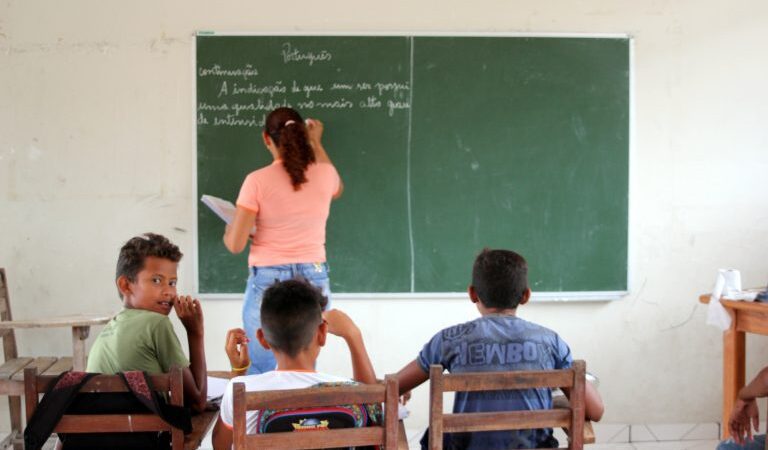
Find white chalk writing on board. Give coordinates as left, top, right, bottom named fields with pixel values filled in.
left=199, top=64, right=259, bottom=79
left=199, top=70, right=412, bottom=127
left=281, top=42, right=332, bottom=65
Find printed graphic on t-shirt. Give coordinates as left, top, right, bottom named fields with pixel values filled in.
left=446, top=339, right=548, bottom=368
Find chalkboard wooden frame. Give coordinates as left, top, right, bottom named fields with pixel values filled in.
left=192, top=31, right=634, bottom=301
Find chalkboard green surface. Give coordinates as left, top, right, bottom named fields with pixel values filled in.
left=196, top=34, right=629, bottom=295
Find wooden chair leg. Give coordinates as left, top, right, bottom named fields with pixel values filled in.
left=9, top=395, right=23, bottom=450
left=8, top=395, right=21, bottom=432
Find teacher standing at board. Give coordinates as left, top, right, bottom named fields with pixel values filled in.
left=223, top=107, right=343, bottom=374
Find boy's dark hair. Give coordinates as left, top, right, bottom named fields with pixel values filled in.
left=115, top=233, right=183, bottom=298
left=260, top=278, right=328, bottom=357
left=471, top=248, right=529, bottom=309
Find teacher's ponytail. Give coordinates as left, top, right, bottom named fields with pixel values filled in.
left=264, top=107, right=316, bottom=191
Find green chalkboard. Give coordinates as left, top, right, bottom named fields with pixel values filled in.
left=196, top=34, right=629, bottom=295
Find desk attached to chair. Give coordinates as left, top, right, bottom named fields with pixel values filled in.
left=0, top=295, right=112, bottom=449
left=0, top=314, right=113, bottom=373
left=186, top=409, right=220, bottom=450
left=699, top=294, right=768, bottom=438
left=552, top=396, right=596, bottom=444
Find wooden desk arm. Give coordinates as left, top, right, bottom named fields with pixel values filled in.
left=0, top=314, right=113, bottom=329
left=0, top=314, right=113, bottom=371
left=553, top=395, right=596, bottom=444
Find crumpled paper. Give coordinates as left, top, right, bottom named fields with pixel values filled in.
left=706, top=269, right=741, bottom=331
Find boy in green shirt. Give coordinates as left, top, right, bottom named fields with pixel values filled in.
left=87, top=233, right=207, bottom=413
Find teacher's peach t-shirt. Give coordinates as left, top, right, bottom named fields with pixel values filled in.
left=236, top=160, right=340, bottom=267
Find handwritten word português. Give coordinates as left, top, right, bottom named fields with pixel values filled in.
left=281, top=42, right=332, bottom=66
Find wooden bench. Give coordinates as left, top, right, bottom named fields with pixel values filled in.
left=0, top=268, right=112, bottom=449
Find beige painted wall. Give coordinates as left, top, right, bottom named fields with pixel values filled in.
left=2, top=0, right=768, bottom=431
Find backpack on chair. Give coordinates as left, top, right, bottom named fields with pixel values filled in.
left=24, top=370, right=192, bottom=450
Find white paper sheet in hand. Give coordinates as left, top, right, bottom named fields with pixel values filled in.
left=207, top=376, right=230, bottom=401
left=398, top=404, right=410, bottom=420
left=201, top=195, right=236, bottom=224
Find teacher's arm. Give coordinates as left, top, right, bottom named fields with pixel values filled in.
left=307, top=118, right=344, bottom=199
left=223, top=206, right=256, bottom=254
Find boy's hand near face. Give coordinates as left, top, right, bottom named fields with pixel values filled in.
left=225, top=328, right=250, bottom=374
left=174, top=295, right=204, bottom=337
left=322, top=309, right=376, bottom=384
left=323, top=309, right=361, bottom=341
left=172, top=295, right=207, bottom=413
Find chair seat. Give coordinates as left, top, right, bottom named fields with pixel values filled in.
left=0, top=357, right=72, bottom=449
left=0, top=356, right=73, bottom=381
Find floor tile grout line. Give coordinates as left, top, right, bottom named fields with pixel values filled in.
left=678, top=422, right=702, bottom=441
left=604, top=424, right=631, bottom=443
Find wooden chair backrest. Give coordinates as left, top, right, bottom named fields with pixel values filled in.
left=24, top=366, right=185, bottom=450
left=0, top=268, right=19, bottom=361
left=428, top=360, right=586, bottom=450
left=232, top=375, right=398, bottom=450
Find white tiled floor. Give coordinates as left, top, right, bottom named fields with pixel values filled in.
left=588, top=442, right=720, bottom=449
left=401, top=428, right=720, bottom=449
left=3, top=416, right=725, bottom=450
left=1, top=430, right=723, bottom=449
left=164, top=425, right=718, bottom=450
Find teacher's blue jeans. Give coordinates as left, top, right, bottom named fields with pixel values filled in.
left=717, top=435, right=766, bottom=450
left=242, top=263, right=332, bottom=375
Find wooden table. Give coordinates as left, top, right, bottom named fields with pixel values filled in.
left=699, top=295, right=768, bottom=438
left=0, top=313, right=113, bottom=371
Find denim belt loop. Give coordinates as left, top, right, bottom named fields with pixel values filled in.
left=251, top=266, right=258, bottom=276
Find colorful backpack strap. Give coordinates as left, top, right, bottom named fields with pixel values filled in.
left=119, top=370, right=192, bottom=434
left=24, top=371, right=98, bottom=450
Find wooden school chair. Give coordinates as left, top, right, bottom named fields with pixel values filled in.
left=0, top=268, right=111, bottom=449
left=232, top=375, right=399, bottom=450
left=428, top=360, right=587, bottom=450
left=24, top=366, right=186, bottom=450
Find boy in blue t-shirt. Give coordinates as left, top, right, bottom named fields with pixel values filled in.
left=396, top=249, right=604, bottom=449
